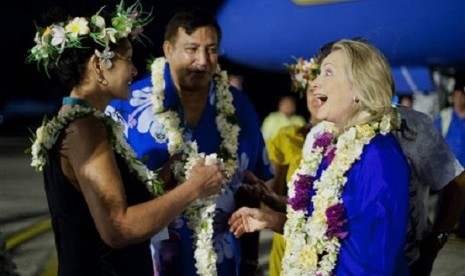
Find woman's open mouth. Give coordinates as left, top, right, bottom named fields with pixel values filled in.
left=314, top=93, right=328, bottom=107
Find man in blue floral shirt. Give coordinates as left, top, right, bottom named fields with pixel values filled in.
left=107, top=9, right=273, bottom=276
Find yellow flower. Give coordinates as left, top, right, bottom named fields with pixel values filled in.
left=299, top=244, right=318, bottom=270
left=356, top=124, right=375, bottom=139
left=43, top=26, right=51, bottom=37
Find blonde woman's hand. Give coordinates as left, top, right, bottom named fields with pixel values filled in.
left=228, top=207, right=270, bottom=238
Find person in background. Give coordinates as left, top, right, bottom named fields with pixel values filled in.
left=436, top=77, right=465, bottom=167
left=435, top=77, right=465, bottom=241
left=261, top=95, right=306, bottom=141
left=260, top=56, right=320, bottom=276
left=228, top=74, right=244, bottom=90
left=399, top=95, right=413, bottom=107
left=230, top=39, right=410, bottom=275
left=395, top=105, right=465, bottom=276
left=26, top=2, right=224, bottom=275
left=107, top=8, right=273, bottom=276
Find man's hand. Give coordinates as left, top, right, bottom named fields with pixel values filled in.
left=242, top=170, right=287, bottom=212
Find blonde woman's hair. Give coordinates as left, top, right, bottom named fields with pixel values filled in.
left=331, top=39, right=398, bottom=129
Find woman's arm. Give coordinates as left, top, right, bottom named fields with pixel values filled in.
left=62, top=116, right=223, bottom=248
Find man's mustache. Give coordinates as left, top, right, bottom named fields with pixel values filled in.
left=188, top=66, right=210, bottom=73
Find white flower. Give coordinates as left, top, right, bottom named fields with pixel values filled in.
left=50, top=25, right=66, bottom=51
left=379, top=113, right=392, bottom=134
left=98, top=28, right=118, bottom=44
left=35, top=126, right=46, bottom=143
left=65, top=17, right=90, bottom=39
left=94, top=48, right=115, bottom=69
left=91, top=14, right=106, bottom=29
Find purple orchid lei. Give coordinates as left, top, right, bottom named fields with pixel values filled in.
left=282, top=119, right=391, bottom=275
left=315, top=133, right=347, bottom=240
left=288, top=130, right=348, bottom=240
left=288, top=131, right=334, bottom=211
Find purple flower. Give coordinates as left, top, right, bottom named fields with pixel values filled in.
left=326, top=203, right=348, bottom=240
left=313, top=132, right=333, bottom=150
left=317, top=272, right=335, bottom=276
left=130, top=27, right=144, bottom=38
left=130, top=10, right=139, bottom=20
left=326, top=146, right=336, bottom=164
left=288, top=174, right=314, bottom=211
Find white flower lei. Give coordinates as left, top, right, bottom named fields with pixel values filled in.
left=281, top=115, right=392, bottom=276
left=150, top=57, right=239, bottom=276
left=30, top=105, right=164, bottom=196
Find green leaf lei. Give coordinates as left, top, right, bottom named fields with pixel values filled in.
left=30, top=105, right=164, bottom=196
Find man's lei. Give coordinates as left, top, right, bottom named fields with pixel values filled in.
left=281, top=115, right=393, bottom=275
left=150, top=57, right=240, bottom=276
left=26, top=0, right=152, bottom=75
left=30, top=105, right=164, bottom=196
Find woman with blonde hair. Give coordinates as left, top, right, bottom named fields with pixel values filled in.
left=229, top=39, right=410, bottom=275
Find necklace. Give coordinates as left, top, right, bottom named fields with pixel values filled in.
left=62, top=96, right=90, bottom=107
left=149, top=57, right=240, bottom=276
left=282, top=115, right=393, bottom=275
left=30, top=105, right=164, bottom=196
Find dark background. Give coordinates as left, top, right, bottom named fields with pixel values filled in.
left=10, top=0, right=462, bottom=137
left=1, top=0, right=298, bottom=137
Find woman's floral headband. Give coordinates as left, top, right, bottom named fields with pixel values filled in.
left=286, top=57, right=319, bottom=97
left=27, top=0, right=152, bottom=74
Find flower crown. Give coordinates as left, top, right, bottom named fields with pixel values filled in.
left=286, top=57, right=320, bottom=97
left=27, top=0, right=152, bottom=74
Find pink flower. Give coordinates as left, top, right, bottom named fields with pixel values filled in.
left=50, top=25, right=66, bottom=49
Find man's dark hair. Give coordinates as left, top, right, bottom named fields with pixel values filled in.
left=164, top=9, right=222, bottom=44
left=454, top=73, right=465, bottom=92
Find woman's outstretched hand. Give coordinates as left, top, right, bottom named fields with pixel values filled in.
left=228, top=207, right=272, bottom=238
